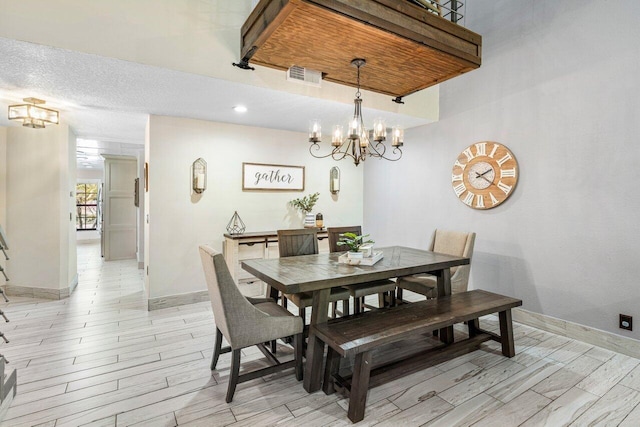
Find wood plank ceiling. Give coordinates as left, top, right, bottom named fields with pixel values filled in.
left=239, top=0, right=482, bottom=99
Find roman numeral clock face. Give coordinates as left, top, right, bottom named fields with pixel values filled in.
left=451, top=142, right=519, bottom=209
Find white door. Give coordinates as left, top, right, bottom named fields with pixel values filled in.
left=102, top=155, right=137, bottom=261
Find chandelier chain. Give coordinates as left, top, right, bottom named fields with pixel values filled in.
left=355, top=63, right=361, bottom=99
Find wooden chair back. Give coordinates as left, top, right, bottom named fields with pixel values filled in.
left=277, top=228, right=319, bottom=258
left=327, top=226, right=362, bottom=253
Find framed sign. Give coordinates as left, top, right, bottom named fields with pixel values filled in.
left=242, top=162, right=305, bottom=191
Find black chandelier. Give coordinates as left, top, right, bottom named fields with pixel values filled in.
left=308, top=59, right=404, bottom=167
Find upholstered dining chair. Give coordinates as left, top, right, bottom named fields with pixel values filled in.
left=327, top=226, right=398, bottom=312
left=396, top=229, right=476, bottom=300
left=199, top=245, right=304, bottom=403
left=277, top=228, right=351, bottom=320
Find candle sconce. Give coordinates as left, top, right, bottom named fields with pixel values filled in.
left=330, top=166, right=340, bottom=194
left=226, top=211, right=246, bottom=235
left=192, top=158, right=207, bottom=194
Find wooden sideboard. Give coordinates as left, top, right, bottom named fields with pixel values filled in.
left=223, top=230, right=329, bottom=296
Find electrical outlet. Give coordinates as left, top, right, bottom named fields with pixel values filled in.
left=620, top=314, right=633, bottom=331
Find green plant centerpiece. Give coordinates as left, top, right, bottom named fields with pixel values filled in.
left=289, top=192, right=320, bottom=228
left=289, top=192, right=320, bottom=213
left=337, top=233, right=374, bottom=255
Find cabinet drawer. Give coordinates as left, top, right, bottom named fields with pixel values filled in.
left=236, top=267, right=257, bottom=281
left=238, top=242, right=265, bottom=260
left=237, top=278, right=265, bottom=297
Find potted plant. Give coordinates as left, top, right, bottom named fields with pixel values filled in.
left=289, top=192, right=320, bottom=228
left=337, top=232, right=374, bottom=259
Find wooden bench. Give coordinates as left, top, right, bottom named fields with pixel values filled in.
left=310, top=289, right=523, bottom=423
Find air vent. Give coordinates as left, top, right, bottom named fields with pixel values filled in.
left=287, top=65, right=322, bottom=87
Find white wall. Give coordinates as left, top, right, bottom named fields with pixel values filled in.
left=6, top=123, right=77, bottom=292
left=147, top=115, right=364, bottom=300
left=77, top=169, right=102, bottom=180
left=364, top=0, right=640, bottom=339
left=65, top=128, right=78, bottom=289
left=0, top=127, right=6, bottom=230
left=136, top=153, right=145, bottom=268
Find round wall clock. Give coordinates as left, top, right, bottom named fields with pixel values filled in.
left=451, top=142, right=518, bottom=209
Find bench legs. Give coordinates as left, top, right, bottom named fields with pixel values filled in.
left=499, top=309, right=516, bottom=357
left=467, top=318, right=480, bottom=337
left=322, top=347, right=373, bottom=423
left=321, top=308, right=517, bottom=423
left=466, top=311, right=515, bottom=357
left=323, top=347, right=340, bottom=395
left=348, top=351, right=372, bottom=423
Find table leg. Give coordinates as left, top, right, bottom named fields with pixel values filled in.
left=436, top=268, right=454, bottom=344
left=468, top=318, right=480, bottom=337
left=303, top=288, right=331, bottom=392
left=267, top=285, right=279, bottom=300
left=499, top=309, right=516, bottom=357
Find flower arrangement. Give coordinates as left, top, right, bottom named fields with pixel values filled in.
left=336, top=232, right=374, bottom=253
left=289, top=192, right=320, bottom=213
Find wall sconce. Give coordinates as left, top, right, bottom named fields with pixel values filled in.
left=192, top=158, right=207, bottom=194
left=330, top=166, right=340, bottom=194
left=8, top=97, right=60, bottom=128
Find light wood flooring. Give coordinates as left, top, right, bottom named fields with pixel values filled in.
left=1, top=243, right=640, bottom=426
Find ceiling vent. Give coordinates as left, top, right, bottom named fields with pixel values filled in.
left=287, top=65, right=322, bottom=87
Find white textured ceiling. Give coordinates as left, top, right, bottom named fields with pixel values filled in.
left=0, top=36, right=431, bottom=168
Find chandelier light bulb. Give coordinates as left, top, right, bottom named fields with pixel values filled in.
left=309, top=119, right=321, bottom=143
left=373, top=118, right=386, bottom=142
left=392, top=126, right=404, bottom=147
left=332, top=125, right=343, bottom=147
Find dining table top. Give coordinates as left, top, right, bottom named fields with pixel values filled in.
left=241, top=245, right=470, bottom=295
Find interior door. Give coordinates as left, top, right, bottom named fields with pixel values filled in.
left=102, top=155, right=137, bottom=261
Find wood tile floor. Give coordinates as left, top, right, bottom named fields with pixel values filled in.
left=1, top=242, right=640, bottom=426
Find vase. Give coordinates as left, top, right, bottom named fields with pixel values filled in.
left=347, top=251, right=364, bottom=260
left=304, top=213, right=316, bottom=228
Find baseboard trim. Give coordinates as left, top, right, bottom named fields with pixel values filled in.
left=77, top=238, right=100, bottom=245
left=67, top=274, right=79, bottom=296
left=513, top=308, right=640, bottom=359
left=148, top=290, right=209, bottom=311
left=5, top=284, right=71, bottom=300
left=4, top=275, right=78, bottom=300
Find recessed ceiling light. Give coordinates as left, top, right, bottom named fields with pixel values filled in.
left=233, top=105, right=247, bottom=113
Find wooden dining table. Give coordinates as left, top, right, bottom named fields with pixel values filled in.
left=241, top=245, right=470, bottom=393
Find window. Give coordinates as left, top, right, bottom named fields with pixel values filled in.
left=76, top=183, right=99, bottom=230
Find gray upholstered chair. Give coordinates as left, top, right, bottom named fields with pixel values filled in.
left=277, top=228, right=351, bottom=320
left=396, top=229, right=476, bottom=300
left=327, top=226, right=397, bottom=312
left=199, top=245, right=304, bottom=403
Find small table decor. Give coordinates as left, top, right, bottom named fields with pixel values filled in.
left=338, top=251, right=383, bottom=266
left=226, top=211, right=246, bottom=235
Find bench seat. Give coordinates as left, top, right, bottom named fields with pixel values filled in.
left=311, top=289, right=522, bottom=423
